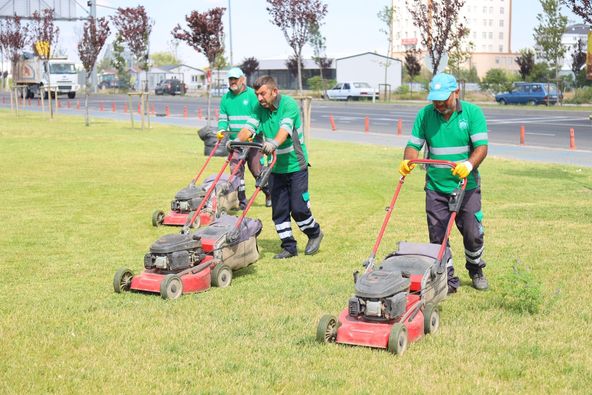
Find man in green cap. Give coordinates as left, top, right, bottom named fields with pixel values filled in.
left=399, top=72, right=489, bottom=291
left=218, top=67, right=271, bottom=208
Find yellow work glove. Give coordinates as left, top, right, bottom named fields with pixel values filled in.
left=451, top=161, right=473, bottom=179
left=398, top=159, right=415, bottom=176
left=216, top=130, right=226, bottom=140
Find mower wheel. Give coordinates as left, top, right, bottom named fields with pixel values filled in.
left=423, top=303, right=440, bottom=335
left=113, top=268, right=133, bottom=293
left=160, top=274, right=183, bottom=300
left=152, top=210, right=165, bottom=227
left=211, top=263, right=232, bottom=288
left=316, top=314, right=338, bottom=343
left=387, top=323, right=408, bottom=355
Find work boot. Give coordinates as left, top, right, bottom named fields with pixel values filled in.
left=469, top=269, right=489, bottom=291
left=239, top=201, right=247, bottom=210
left=273, top=249, right=297, bottom=259
left=265, top=194, right=272, bottom=208
left=304, top=231, right=324, bottom=255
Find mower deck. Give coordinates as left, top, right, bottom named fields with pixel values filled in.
left=335, top=294, right=424, bottom=349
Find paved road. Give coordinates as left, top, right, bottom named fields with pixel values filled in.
left=2, top=92, right=591, bottom=167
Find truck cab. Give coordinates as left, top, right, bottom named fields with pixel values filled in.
left=13, top=53, right=80, bottom=99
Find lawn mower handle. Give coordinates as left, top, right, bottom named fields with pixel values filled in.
left=228, top=141, right=264, bottom=150
left=191, top=131, right=228, bottom=186
left=363, top=159, right=467, bottom=273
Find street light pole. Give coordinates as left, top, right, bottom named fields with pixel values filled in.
left=228, top=0, right=233, bottom=66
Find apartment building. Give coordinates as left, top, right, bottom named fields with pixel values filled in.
left=391, top=0, right=519, bottom=77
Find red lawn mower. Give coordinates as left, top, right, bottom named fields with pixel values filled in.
left=316, top=159, right=466, bottom=355
left=113, top=142, right=276, bottom=299
left=151, top=133, right=243, bottom=228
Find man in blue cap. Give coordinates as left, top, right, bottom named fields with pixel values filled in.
left=219, top=67, right=271, bottom=208
left=398, top=72, right=489, bottom=292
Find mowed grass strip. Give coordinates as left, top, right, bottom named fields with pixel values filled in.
left=1, top=110, right=591, bottom=394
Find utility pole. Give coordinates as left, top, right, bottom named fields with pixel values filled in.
left=88, top=0, right=98, bottom=92
left=228, top=0, right=234, bottom=66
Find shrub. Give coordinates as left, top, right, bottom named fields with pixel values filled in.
left=494, top=260, right=543, bottom=314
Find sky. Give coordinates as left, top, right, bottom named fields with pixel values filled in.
left=38, top=0, right=586, bottom=68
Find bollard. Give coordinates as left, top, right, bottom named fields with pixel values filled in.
left=569, top=128, right=576, bottom=150
left=112, top=102, right=116, bottom=112
left=215, top=108, right=219, bottom=120
left=198, top=108, right=203, bottom=120
left=165, top=105, right=170, bottom=117
left=520, top=125, right=525, bottom=145
left=397, top=118, right=402, bottom=135
left=123, top=103, right=128, bottom=113
left=138, top=102, right=141, bottom=114
left=151, top=104, right=155, bottom=115
left=99, top=102, right=104, bottom=112
left=76, top=100, right=80, bottom=110
left=329, top=115, right=336, bottom=131
left=67, top=100, right=71, bottom=109
left=183, top=106, right=188, bottom=118
left=364, top=116, right=369, bottom=133
left=37, top=99, right=40, bottom=107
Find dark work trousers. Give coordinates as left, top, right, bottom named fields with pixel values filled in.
left=229, top=148, right=268, bottom=205
left=269, top=169, right=321, bottom=254
left=426, top=188, right=486, bottom=290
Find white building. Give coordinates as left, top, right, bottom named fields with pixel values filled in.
left=560, top=23, right=590, bottom=76
left=151, top=64, right=205, bottom=92
left=391, top=0, right=518, bottom=77
left=335, top=52, right=402, bottom=93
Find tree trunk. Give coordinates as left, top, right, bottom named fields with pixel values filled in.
left=296, top=51, right=303, bottom=94
left=85, top=78, right=90, bottom=127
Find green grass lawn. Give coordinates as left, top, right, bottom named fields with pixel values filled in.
left=1, top=110, right=591, bottom=394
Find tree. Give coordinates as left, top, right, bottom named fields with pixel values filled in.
left=377, top=5, right=395, bottom=99
left=77, top=17, right=110, bottom=126
left=571, top=38, right=587, bottom=85
left=563, top=0, right=592, bottom=24
left=267, top=0, right=328, bottom=93
left=515, top=48, right=535, bottom=80
left=447, top=30, right=473, bottom=78
left=285, top=54, right=304, bottom=85
left=0, top=14, right=30, bottom=68
left=480, top=68, right=512, bottom=94
left=309, top=21, right=329, bottom=92
left=240, top=57, right=259, bottom=86
left=404, top=49, right=422, bottom=95
left=405, top=0, right=468, bottom=76
left=111, top=33, right=130, bottom=89
left=533, top=0, right=568, bottom=79
left=172, top=7, right=225, bottom=127
left=30, top=8, right=58, bottom=110
left=111, top=6, right=153, bottom=91
left=150, top=51, right=181, bottom=67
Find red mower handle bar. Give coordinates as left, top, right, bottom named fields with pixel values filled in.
left=408, top=158, right=457, bottom=168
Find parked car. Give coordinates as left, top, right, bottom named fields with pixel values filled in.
left=210, top=84, right=229, bottom=97
left=495, top=82, right=561, bottom=105
left=325, top=82, right=379, bottom=101
left=154, top=79, right=186, bottom=96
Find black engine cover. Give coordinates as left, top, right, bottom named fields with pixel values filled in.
left=150, top=233, right=201, bottom=254
left=175, top=184, right=204, bottom=201
left=355, top=270, right=409, bottom=299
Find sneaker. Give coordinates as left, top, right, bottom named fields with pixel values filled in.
left=447, top=285, right=458, bottom=295
left=265, top=194, right=272, bottom=208
left=239, top=202, right=247, bottom=210
left=273, top=249, right=297, bottom=259
left=469, top=270, right=489, bottom=291
left=304, top=231, right=324, bottom=255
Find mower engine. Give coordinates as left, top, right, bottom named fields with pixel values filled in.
left=349, top=270, right=410, bottom=321
left=171, top=185, right=206, bottom=213
left=144, top=233, right=205, bottom=272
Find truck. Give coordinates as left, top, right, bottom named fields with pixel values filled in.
left=13, top=52, right=80, bottom=99
left=324, top=81, right=379, bottom=101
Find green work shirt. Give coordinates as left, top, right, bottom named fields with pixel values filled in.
left=243, top=94, right=309, bottom=174
left=406, top=100, right=488, bottom=194
left=217, top=86, right=259, bottom=139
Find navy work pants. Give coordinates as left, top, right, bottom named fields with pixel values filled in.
left=269, top=169, right=321, bottom=254
left=426, top=188, right=486, bottom=288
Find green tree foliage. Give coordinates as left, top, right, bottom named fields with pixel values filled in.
left=515, top=49, right=535, bottom=81
left=150, top=51, right=181, bottom=67
left=533, top=0, right=568, bottom=78
left=528, top=62, right=552, bottom=82
left=111, top=33, right=130, bottom=89
left=480, top=68, right=513, bottom=94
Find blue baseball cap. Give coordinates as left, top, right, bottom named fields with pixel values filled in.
left=427, top=73, right=458, bottom=101
left=227, top=67, right=244, bottom=79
